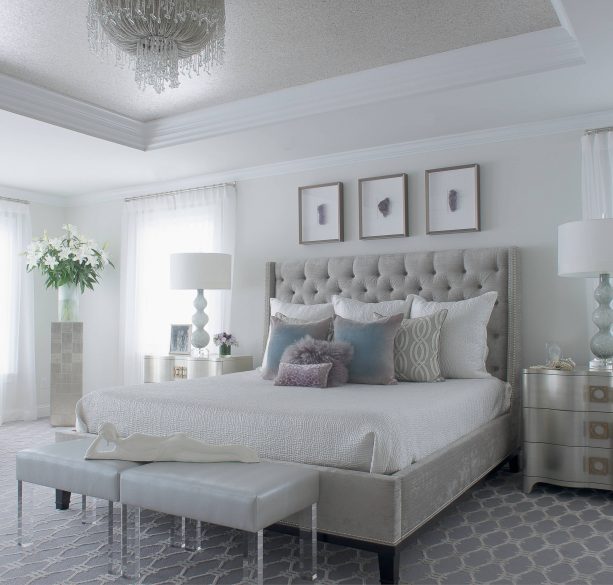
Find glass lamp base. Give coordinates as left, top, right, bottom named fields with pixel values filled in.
left=589, top=358, right=613, bottom=371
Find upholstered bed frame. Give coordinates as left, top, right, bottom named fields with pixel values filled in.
left=264, top=247, right=521, bottom=584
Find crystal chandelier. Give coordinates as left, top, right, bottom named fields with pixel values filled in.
left=87, top=0, right=225, bottom=94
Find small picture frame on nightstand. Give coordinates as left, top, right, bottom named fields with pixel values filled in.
left=169, top=324, right=191, bottom=355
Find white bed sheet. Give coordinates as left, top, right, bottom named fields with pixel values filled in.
left=76, top=371, right=511, bottom=474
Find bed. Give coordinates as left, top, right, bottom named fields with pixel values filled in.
left=75, top=246, right=521, bottom=584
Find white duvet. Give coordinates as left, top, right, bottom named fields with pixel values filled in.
left=76, top=371, right=511, bottom=474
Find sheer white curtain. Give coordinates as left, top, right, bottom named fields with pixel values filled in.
left=119, top=185, right=236, bottom=385
left=0, top=199, right=36, bottom=424
left=582, top=131, right=613, bottom=219
left=581, top=131, right=613, bottom=357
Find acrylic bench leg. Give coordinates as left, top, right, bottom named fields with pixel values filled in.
left=243, top=529, right=264, bottom=585
left=299, top=503, right=317, bottom=581
left=121, top=504, right=140, bottom=579
left=17, top=481, right=32, bottom=548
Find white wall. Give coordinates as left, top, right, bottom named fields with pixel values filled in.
left=45, top=129, right=587, bottom=397
left=232, top=131, right=588, bottom=370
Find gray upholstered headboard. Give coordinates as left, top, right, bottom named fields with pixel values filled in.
left=264, top=247, right=520, bottom=388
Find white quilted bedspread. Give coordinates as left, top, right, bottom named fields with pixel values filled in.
left=76, top=371, right=511, bottom=474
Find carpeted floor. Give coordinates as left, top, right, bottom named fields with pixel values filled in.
left=1, top=419, right=613, bottom=584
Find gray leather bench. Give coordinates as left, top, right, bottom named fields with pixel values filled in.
left=15, top=438, right=140, bottom=574
left=120, top=460, right=320, bottom=584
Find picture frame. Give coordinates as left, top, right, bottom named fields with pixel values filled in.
left=359, top=173, right=408, bottom=239
left=425, top=164, right=480, bottom=235
left=169, top=324, right=192, bottom=355
left=298, top=182, right=344, bottom=244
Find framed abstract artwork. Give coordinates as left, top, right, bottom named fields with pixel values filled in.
left=426, top=164, right=480, bottom=234
left=298, top=182, right=344, bottom=244
left=358, top=173, right=408, bottom=239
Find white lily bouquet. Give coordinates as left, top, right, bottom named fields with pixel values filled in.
left=25, top=224, right=114, bottom=321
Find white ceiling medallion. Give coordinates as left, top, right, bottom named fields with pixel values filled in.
left=87, top=0, right=225, bottom=94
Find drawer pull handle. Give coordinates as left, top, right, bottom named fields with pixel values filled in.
left=589, top=386, right=610, bottom=403
left=587, top=457, right=609, bottom=476
left=173, top=366, right=187, bottom=379
left=589, top=422, right=610, bottom=440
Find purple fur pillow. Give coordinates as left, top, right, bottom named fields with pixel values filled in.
left=274, top=362, right=333, bottom=388
left=280, top=336, right=354, bottom=387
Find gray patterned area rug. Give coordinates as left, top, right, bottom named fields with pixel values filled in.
left=2, top=419, right=613, bottom=585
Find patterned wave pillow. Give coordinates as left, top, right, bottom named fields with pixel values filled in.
left=378, top=310, right=448, bottom=383
left=280, top=336, right=354, bottom=387
left=333, top=314, right=403, bottom=385
left=261, top=316, right=332, bottom=380
left=274, top=362, right=333, bottom=388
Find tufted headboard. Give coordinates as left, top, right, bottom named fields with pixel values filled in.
left=264, top=247, right=520, bottom=388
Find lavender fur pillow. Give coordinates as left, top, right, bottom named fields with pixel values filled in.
left=274, top=362, right=333, bottom=388
left=280, top=336, right=354, bottom=387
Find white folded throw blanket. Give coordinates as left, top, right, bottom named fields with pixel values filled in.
left=84, top=422, right=260, bottom=463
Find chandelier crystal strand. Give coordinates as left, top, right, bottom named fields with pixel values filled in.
left=87, top=0, right=225, bottom=93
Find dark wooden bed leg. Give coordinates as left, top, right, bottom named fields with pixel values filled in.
left=55, top=489, right=71, bottom=510
left=508, top=452, right=521, bottom=473
left=378, top=547, right=399, bottom=584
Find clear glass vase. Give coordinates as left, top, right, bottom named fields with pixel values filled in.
left=58, top=284, right=80, bottom=322
left=219, top=343, right=231, bottom=357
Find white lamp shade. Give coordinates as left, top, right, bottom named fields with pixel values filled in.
left=558, top=219, right=613, bottom=277
left=170, top=253, right=232, bottom=290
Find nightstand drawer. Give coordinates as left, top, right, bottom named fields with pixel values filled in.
left=523, top=373, right=613, bottom=412
left=524, top=443, right=613, bottom=486
left=524, top=409, right=613, bottom=447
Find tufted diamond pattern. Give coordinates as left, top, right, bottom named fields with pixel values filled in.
left=266, top=248, right=514, bottom=383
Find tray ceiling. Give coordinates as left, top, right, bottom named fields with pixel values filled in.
left=0, top=0, right=559, bottom=121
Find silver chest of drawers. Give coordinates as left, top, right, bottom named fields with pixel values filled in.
left=523, top=368, right=613, bottom=493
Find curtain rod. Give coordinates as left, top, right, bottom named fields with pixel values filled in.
left=124, top=181, right=236, bottom=203
left=584, top=127, right=613, bottom=136
left=0, top=195, right=30, bottom=205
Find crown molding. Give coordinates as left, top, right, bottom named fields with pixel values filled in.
left=0, top=183, right=67, bottom=207
left=146, top=26, right=584, bottom=150
left=65, top=107, right=613, bottom=207
left=0, top=25, right=583, bottom=151
left=0, top=73, right=145, bottom=150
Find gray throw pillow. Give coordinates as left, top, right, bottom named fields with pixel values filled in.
left=391, top=310, right=448, bottom=382
left=280, top=336, right=353, bottom=387
left=274, top=362, right=333, bottom=388
left=333, top=314, right=403, bottom=385
left=261, top=316, right=332, bottom=380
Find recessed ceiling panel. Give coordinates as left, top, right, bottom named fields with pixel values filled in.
left=0, top=0, right=558, bottom=121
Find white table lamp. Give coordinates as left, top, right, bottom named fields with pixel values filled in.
left=170, top=253, right=232, bottom=353
left=559, top=219, right=613, bottom=369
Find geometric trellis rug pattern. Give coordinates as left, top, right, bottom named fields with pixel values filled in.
left=1, top=419, right=613, bottom=584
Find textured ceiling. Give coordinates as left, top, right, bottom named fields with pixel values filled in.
left=0, top=0, right=558, bottom=121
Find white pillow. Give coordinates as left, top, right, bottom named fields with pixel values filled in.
left=332, top=295, right=412, bottom=322
left=262, top=299, right=335, bottom=367
left=409, top=292, right=497, bottom=379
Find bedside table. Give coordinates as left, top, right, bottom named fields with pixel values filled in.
left=144, top=354, right=253, bottom=383
left=523, top=367, right=613, bottom=493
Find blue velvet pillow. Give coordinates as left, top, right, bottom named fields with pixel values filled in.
left=261, top=316, right=333, bottom=380
left=333, top=314, right=403, bottom=384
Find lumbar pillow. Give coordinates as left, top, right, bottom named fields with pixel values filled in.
left=333, top=314, right=403, bottom=384
left=261, top=316, right=332, bottom=380
left=274, top=362, right=333, bottom=388
left=263, top=299, right=335, bottom=367
left=332, top=295, right=412, bottom=322
left=280, top=336, right=354, bottom=387
left=387, top=310, right=448, bottom=383
left=409, top=292, right=497, bottom=379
